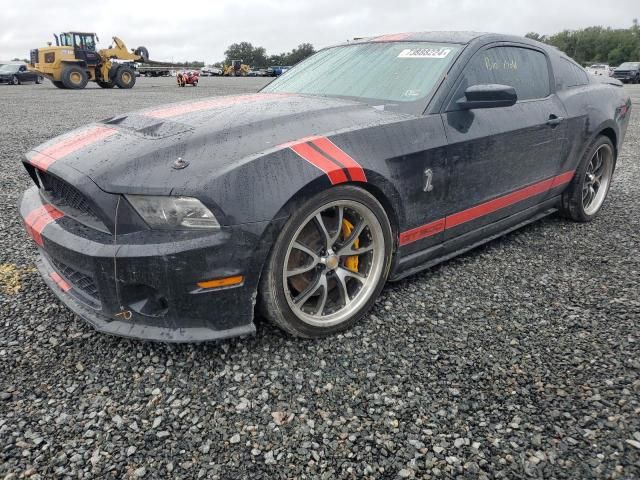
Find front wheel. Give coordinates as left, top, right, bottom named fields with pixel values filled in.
left=61, top=65, right=88, bottom=89
left=114, top=66, right=136, bottom=89
left=11, top=75, right=19, bottom=85
left=259, top=186, right=393, bottom=338
left=561, top=135, right=615, bottom=222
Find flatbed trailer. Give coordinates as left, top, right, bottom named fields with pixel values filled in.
left=136, top=64, right=177, bottom=77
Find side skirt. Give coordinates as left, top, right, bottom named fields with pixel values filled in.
left=390, top=196, right=560, bottom=281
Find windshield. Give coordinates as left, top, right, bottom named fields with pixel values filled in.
left=618, top=62, right=640, bottom=69
left=0, top=64, right=20, bottom=73
left=263, top=42, right=461, bottom=109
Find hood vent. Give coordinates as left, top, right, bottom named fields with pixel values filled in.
left=102, top=115, right=193, bottom=139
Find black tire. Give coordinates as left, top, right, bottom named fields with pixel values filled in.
left=561, top=135, right=616, bottom=222
left=114, top=66, right=136, bottom=89
left=134, top=46, right=149, bottom=62
left=61, top=65, right=88, bottom=89
left=52, top=80, right=65, bottom=89
left=11, top=75, right=19, bottom=85
left=96, top=80, right=115, bottom=89
left=259, top=186, right=393, bottom=338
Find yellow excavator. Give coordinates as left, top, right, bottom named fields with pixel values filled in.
left=223, top=60, right=251, bottom=76
left=28, top=32, right=149, bottom=89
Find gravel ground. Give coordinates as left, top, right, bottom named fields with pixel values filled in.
left=1, top=77, right=639, bottom=479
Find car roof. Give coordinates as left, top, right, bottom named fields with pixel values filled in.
left=342, top=31, right=557, bottom=49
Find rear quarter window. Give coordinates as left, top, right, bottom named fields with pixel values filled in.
left=554, top=58, right=589, bottom=89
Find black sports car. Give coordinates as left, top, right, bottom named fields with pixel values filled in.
left=0, top=63, right=43, bottom=85
left=19, top=32, right=631, bottom=341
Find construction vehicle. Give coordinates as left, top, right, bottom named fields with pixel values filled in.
left=28, top=32, right=149, bottom=89
left=223, top=60, right=251, bottom=77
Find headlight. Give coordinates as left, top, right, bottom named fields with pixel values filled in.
left=126, top=195, right=220, bottom=230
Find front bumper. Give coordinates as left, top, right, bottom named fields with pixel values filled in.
left=0, top=76, right=13, bottom=84
left=19, top=186, right=268, bottom=342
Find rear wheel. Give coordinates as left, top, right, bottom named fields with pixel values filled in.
left=61, top=65, right=88, bottom=89
left=11, top=75, right=19, bottom=85
left=52, top=80, right=65, bottom=89
left=114, top=66, right=136, bottom=89
left=259, top=186, right=393, bottom=338
left=561, top=135, right=615, bottom=222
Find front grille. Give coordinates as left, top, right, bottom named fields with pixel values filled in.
left=38, top=170, right=100, bottom=221
left=51, top=258, right=99, bottom=301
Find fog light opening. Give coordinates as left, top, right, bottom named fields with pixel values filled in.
left=121, top=284, right=169, bottom=318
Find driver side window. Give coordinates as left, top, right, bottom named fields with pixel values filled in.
left=449, top=46, right=551, bottom=109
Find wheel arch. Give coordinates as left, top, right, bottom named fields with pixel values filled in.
left=597, top=126, right=618, bottom=159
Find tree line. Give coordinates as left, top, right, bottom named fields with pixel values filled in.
left=217, top=42, right=316, bottom=68
left=526, top=20, right=640, bottom=66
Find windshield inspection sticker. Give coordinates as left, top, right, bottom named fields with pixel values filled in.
left=398, top=48, right=451, bottom=59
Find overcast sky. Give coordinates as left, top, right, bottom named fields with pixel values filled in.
left=1, top=0, right=637, bottom=62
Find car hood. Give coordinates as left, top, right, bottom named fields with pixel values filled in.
left=27, top=93, right=408, bottom=195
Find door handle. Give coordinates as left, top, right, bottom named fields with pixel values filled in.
left=546, top=115, right=564, bottom=127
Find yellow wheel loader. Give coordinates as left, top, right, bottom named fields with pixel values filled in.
left=28, top=32, right=149, bottom=89
left=223, top=60, right=251, bottom=77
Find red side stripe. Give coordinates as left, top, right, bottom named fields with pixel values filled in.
left=24, top=204, right=64, bottom=246
left=550, top=170, right=575, bottom=188
left=290, top=143, right=349, bottom=184
left=399, top=219, right=446, bottom=246
left=445, top=178, right=555, bottom=229
left=399, top=171, right=575, bottom=246
left=31, top=126, right=117, bottom=171
left=50, top=272, right=71, bottom=292
left=311, top=137, right=367, bottom=182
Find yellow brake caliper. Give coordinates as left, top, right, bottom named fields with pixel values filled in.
left=341, top=219, right=360, bottom=273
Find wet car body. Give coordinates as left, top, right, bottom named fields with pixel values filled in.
left=19, top=32, right=631, bottom=341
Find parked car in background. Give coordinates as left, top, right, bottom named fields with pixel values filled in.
left=267, top=66, right=291, bottom=77
left=0, top=63, right=43, bottom=85
left=248, top=68, right=268, bottom=77
left=586, top=64, right=612, bottom=77
left=612, top=62, right=640, bottom=83
left=201, top=67, right=223, bottom=76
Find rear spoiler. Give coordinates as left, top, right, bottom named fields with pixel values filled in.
left=593, top=76, right=623, bottom=87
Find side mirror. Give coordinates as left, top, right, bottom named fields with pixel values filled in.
left=456, top=84, right=517, bottom=110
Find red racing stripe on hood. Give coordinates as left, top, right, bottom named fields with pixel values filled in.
left=30, top=126, right=117, bottom=171
left=372, top=33, right=413, bottom=42
left=144, top=93, right=289, bottom=119
left=24, top=204, right=64, bottom=246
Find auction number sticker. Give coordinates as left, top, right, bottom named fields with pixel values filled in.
left=398, top=48, right=451, bottom=59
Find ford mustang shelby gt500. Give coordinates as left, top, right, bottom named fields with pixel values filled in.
left=19, top=32, right=631, bottom=341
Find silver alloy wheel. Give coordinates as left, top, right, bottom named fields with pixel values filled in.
left=282, top=200, right=386, bottom=327
left=583, top=143, right=614, bottom=216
